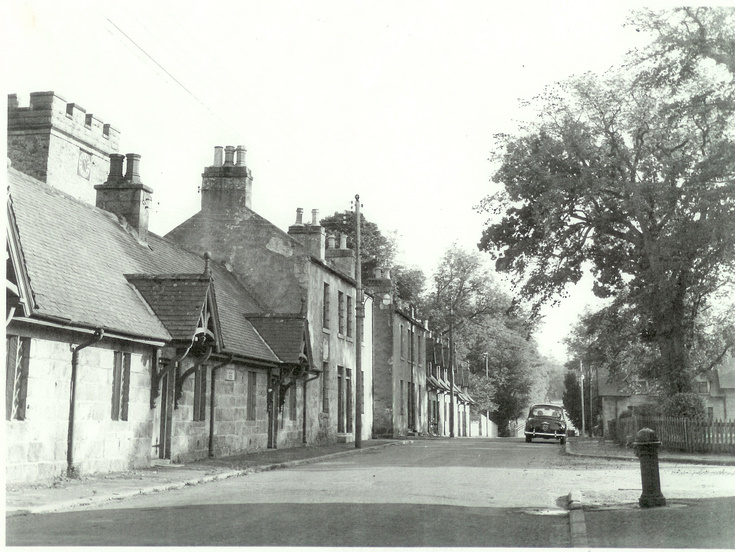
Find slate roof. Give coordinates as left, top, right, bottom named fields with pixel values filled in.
left=246, top=314, right=310, bottom=365
left=7, top=167, right=279, bottom=364
left=125, top=275, right=214, bottom=343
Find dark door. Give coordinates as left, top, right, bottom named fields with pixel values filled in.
left=267, top=373, right=278, bottom=449
left=159, top=371, right=175, bottom=459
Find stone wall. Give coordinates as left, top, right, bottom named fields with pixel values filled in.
left=5, top=327, right=155, bottom=484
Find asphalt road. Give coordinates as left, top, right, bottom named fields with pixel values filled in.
left=6, top=438, right=735, bottom=547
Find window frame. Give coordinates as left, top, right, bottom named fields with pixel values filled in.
left=338, top=291, right=345, bottom=335
left=322, top=282, right=331, bottom=329
left=111, top=351, right=131, bottom=421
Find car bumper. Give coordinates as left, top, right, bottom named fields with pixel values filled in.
left=525, top=430, right=565, bottom=439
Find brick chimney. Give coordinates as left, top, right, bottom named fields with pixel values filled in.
left=288, top=208, right=325, bottom=260
left=201, top=145, right=253, bottom=213
left=326, top=233, right=356, bottom=278
left=94, top=153, right=153, bottom=243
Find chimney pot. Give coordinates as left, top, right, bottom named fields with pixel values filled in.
left=339, top=233, right=348, bottom=249
left=124, top=153, right=141, bottom=182
left=235, top=145, right=247, bottom=166
left=214, top=146, right=223, bottom=167
left=311, top=209, right=319, bottom=226
left=327, top=235, right=336, bottom=249
left=109, top=154, right=125, bottom=180
left=295, top=208, right=304, bottom=225
left=224, top=146, right=235, bottom=166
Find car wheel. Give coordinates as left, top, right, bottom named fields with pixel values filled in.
left=525, top=435, right=532, bottom=443
left=560, top=437, right=566, bottom=445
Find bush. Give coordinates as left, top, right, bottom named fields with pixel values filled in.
left=661, top=393, right=705, bottom=418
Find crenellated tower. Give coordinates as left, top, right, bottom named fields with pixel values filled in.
left=7, top=91, right=120, bottom=204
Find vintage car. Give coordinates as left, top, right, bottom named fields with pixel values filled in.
left=524, top=404, right=567, bottom=444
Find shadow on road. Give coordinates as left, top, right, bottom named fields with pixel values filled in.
left=7, top=502, right=570, bottom=547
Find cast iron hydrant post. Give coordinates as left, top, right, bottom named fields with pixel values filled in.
left=633, top=428, right=666, bottom=508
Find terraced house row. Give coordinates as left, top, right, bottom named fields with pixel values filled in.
left=6, top=91, right=477, bottom=484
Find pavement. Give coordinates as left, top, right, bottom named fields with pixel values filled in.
left=565, top=436, right=735, bottom=466
left=5, top=439, right=404, bottom=517
left=6, top=437, right=735, bottom=548
left=564, top=438, right=735, bottom=548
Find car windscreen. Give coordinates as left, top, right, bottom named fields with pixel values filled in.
left=531, top=406, right=562, bottom=418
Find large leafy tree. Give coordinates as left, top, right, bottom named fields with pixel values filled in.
left=479, top=9, right=735, bottom=395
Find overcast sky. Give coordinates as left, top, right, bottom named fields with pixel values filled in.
left=5, top=1, right=659, bottom=361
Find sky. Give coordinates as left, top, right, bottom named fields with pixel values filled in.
left=4, top=0, right=658, bottom=362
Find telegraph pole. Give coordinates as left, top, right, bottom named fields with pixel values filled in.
left=449, top=306, right=455, bottom=438
left=354, top=194, right=363, bottom=449
left=484, top=352, right=490, bottom=434
left=580, top=359, right=586, bottom=438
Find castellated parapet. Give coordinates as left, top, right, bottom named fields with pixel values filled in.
left=7, top=91, right=121, bottom=205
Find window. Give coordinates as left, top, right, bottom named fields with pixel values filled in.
left=6, top=335, right=30, bottom=421
left=338, top=291, right=345, bottom=335
left=346, top=296, right=353, bottom=338
left=289, top=385, right=297, bottom=421
left=417, top=335, right=422, bottom=366
left=697, top=381, right=709, bottom=394
left=247, top=371, right=257, bottom=420
left=322, top=362, right=329, bottom=413
left=193, top=366, right=207, bottom=421
left=338, top=366, right=345, bottom=432
left=409, top=327, right=414, bottom=364
left=400, top=325, right=405, bottom=358
left=322, top=283, right=331, bottom=329
left=111, top=352, right=131, bottom=421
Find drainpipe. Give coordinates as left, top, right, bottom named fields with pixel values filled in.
left=67, top=329, right=104, bottom=477
left=208, top=355, right=233, bottom=457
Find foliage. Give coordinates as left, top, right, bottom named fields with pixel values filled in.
left=478, top=8, right=735, bottom=395
left=661, top=392, right=706, bottom=418
left=628, top=7, right=735, bottom=84
left=391, top=264, right=426, bottom=307
left=320, top=210, right=396, bottom=281
left=562, top=371, right=584, bottom=431
left=424, top=245, right=512, bottom=332
left=468, top=373, right=497, bottom=413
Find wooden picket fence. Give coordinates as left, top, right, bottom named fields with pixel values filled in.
left=608, top=415, right=735, bottom=454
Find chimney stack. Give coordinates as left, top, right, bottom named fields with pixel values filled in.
left=95, top=153, right=153, bottom=244
left=288, top=207, right=325, bottom=260
left=201, top=144, right=254, bottom=213
left=326, top=232, right=355, bottom=278
left=367, top=266, right=393, bottom=308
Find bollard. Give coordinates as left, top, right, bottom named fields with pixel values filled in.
left=633, top=428, right=666, bottom=508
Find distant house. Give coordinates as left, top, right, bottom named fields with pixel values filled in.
left=165, top=146, right=373, bottom=445
left=598, top=357, right=735, bottom=439
left=694, top=355, right=735, bottom=420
